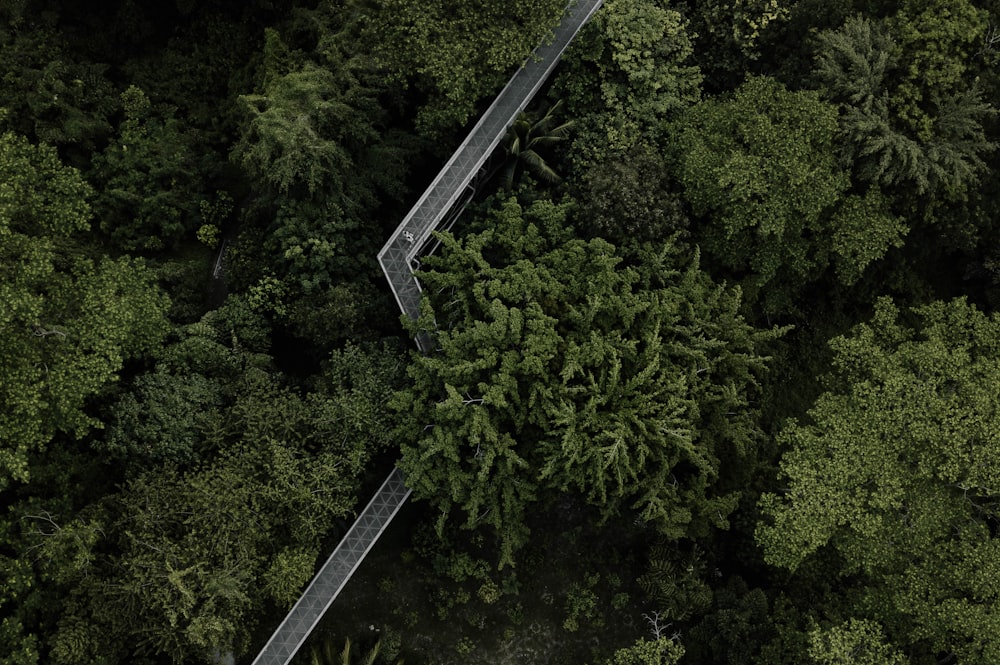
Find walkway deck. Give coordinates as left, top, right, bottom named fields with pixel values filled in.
left=250, top=469, right=411, bottom=665
left=250, top=1, right=603, bottom=662
left=378, top=0, right=605, bottom=351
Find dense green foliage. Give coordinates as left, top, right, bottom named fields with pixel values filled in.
left=2, top=0, right=999, bottom=663
left=394, top=197, right=781, bottom=566
left=669, top=76, right=906, bottom=310
left=759, top=298, right=1000, bottom=662
left=0, top=129, right=170, bottom=489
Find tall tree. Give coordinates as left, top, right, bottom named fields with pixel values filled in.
left=394, top=197, right=781, bottom=566
left=758, top=297, right=1000, bottom=662
left=552, top=0, right=702, bottom=167
left=813, top=11, right=994, bottom=202
left=669, top=76, right=905, bottom=312
left=231, top=17, right=412, bottom=341
left=0, top=130, right=169, bottom=489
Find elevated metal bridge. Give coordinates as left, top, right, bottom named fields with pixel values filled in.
left=250, top=1, right=603, bottom=663
left=377, top=0, right=605, bottom=350
left=250, top=469, right=411, bottom=665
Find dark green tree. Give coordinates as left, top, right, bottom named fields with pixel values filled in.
left=687, top=0, right=791, bottom=87
left=553, top=0, right=702, bottom=166
left=686, top=579, right=776, bottom=665
left=27, top=337, right=405, bottom=664
left=231, top=21, right=411, bottom=332
left=813, top=12, right=995, bottom=201
left=576, top=143, right=688, bottom=248
left=92, top=86, right=210, bottom=252
left=0, top=15, right=117, bottom=161
left=394, top=197, right=781, bottom=566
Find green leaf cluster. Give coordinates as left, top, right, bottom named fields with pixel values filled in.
left=394, top=197, right=781, bottom=566
left=553, top=0, right=702, bottom=165
left=92, top=86, right=210, bottom=252
left=759, top=297, right=1000, bottom=662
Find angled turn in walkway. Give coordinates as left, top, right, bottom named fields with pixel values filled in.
left=251, top=1, right=604, bottom=663
left=378, top=0, right=605, bottom=350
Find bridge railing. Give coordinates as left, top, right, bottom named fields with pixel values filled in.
left=249, top=0, right=604, bottom=661
left=377, top=0, right=605, bottom=327
left=250, top=468, right=412, bottom=665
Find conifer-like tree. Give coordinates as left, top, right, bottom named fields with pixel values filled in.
left=813, top=12, right=995, bottom=199
left=394, top=197, right=781, bottom=566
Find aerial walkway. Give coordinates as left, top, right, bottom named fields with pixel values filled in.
left=378, top=0, right=605, bottom=351
left=250, top=1, right=603, bottom=663
left=250, top=469, right=411, bottom=665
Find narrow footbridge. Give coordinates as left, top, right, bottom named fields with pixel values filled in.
left=378, top=0, right=605, bottom=351
left=251, top=469, right=410, bottom=665
left=251, top=1, right=603, bottom=663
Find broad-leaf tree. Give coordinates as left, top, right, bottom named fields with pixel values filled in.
left=394, top=197, right=781, bottom=566
left=806, top=619, right=908, bottom=665
left=669, top=76, right=905, bottom=311
left=606, top=637, right=684, bottom=665
left=758, top=297, right=1000, bottom=662
left=0, top=130, right=169, bottom=489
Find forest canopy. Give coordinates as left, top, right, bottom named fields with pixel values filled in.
left=2, top=0, right=999, bottom=664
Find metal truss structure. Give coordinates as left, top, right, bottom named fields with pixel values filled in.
left=378, top=0, right=605, bottom=351
left=250, top=469, right=411, bottom=665
left=249, top=0, right=604, bottom=662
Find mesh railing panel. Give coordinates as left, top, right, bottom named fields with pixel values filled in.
left=250, top=1, right=604, bottom=662
left=251, top=468, right=411, bottom=665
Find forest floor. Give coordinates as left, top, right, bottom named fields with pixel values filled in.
left=302, top=495, right=653, bottom=665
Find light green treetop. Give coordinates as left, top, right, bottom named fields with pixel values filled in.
left=607, top=637, right=684, bottom=665
left=0, top=130, right=169, bottom=489
left=758, top=297, right=1000, bottom=662
left=807, top=619, right=909, bottom=665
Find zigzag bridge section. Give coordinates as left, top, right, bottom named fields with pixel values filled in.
left=250, top=1, right=604, bottom=662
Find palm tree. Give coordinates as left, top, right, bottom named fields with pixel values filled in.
left=500, top=99, right=574, bottom=190
left=309, top=637, right=404, bottom=665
